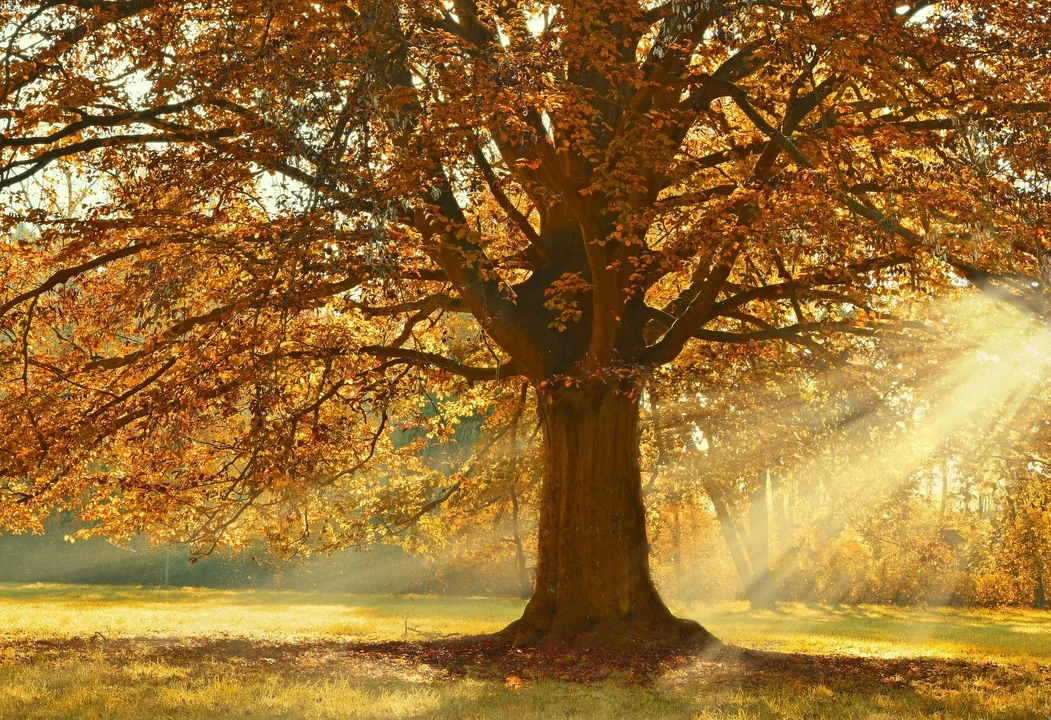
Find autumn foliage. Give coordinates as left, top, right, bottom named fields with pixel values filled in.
left=1, top=0, right=1049, bottom=643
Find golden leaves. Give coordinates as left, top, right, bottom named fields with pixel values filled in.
left=0, top=0, right=1048, bottom=563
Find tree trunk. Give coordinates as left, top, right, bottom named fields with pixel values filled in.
left=501, top=382, right=717, bottom=650
left=769, top=468, right=796, bottom=598
left=670, top=503, right=683, bottom=570
left=746, top=470, right=775, bottom=610
left=940, top=468, right=949, bottom=517
left=708, top=484, right=757, bottom=604
left=509, top=483, right=532, bottom=600
left=508, top=383, right=533, bottom=600
left=769, top=468, right=791, bottom=549
left=1035, top=561, right=1047, bottom=609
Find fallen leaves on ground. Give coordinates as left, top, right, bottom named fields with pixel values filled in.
left=1, top=634, right=1046, bottom=692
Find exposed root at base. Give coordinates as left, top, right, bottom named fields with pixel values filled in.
left=499, top=615, right=723, bottom=653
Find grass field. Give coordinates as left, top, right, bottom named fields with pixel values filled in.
left=0, top=584, right=1048, bottom=719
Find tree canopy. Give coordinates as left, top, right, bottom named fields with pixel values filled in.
left=1, top=0, right=1049, bottom=644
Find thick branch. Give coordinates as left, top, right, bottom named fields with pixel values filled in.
left=470, top=142, right=547, bottom=264
left=644, top=241, right=742, bottom=364
left=359, top=345, right=522, bottom=381
left=0, top=241, right=156, bottom=319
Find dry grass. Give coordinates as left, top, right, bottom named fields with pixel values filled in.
left=0, top=583, right=1048, bottom=719
left=0, top=583, right=520, bottom=641
left=686, top=601, right=1051, bottom=664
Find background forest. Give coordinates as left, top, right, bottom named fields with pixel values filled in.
left=2, top=2, right=1051, bottom=716
left=7, top=293, right=1048, bottom=611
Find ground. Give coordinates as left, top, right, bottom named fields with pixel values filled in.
left=0, top=584, right=1048, bottom=719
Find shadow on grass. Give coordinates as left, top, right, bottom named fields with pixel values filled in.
left=6, top=633, right=1045, bottom=690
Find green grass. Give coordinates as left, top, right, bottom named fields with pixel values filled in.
left=0, top=583, right=1049, bottom=719
left=689, top=601, right=1051, bottom=663
left=0, top=583, right=523, bottom=641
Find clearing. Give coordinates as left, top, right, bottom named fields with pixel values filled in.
left=0, top=584, right=1048, bottom=719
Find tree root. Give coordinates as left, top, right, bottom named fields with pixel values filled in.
left=499, top=614, right=722, bottom=652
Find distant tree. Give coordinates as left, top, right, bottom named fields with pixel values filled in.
left=1, top=0, right=1049, bottom=646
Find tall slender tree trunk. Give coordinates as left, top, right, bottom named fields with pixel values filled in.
left=708, top=486, right=757, bottom=604
left=508, top=383, right=533, bottom=600
left=747, top=470, right=775, bottom=610
left=940, top=468, right=949, bottom=517
left=706, top=474, right=775, bottom=611
left=769, top=468, right=791, bottom=549
left=671, top=504, right=683, bottom=569
left=509, top=484, right=532, bottom=600
left=502, top=382, right=717, bottom=649
left=769, top=468, right=796, bottom=596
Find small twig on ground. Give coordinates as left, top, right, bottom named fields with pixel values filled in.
left=403, top=619, right=462, bottom=639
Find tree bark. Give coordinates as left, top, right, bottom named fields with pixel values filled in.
left=501, top=382, right=718, bottom=650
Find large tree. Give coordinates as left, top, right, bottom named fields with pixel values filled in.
left=1, top=0, right=1049, bottom=646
